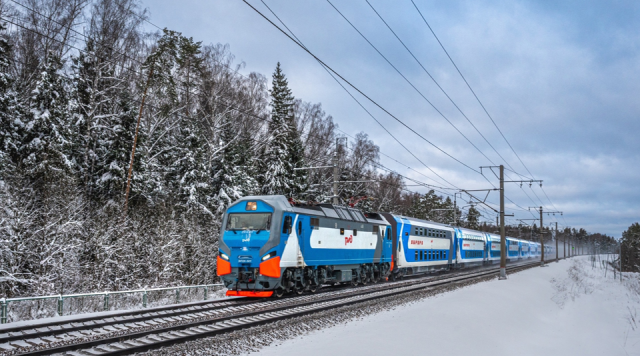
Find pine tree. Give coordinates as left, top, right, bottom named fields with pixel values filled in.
left=174, top=36, right=211, bottom=211
left=137, top=29, right=183, bottom=203
left=21, top=55, right=75, bottom=186
left=70, top=43, right=97, bottom=192
left=212, top=113, right=260, bottom=213
left=465, top=205, right=480, bottom=230
left=406, top=190, right=446, bottom=221
left=260, top=62, right=306, bottom=197
left=98, top=90, right=143, bottom=201
left=0, top=22, right=23, bottom=174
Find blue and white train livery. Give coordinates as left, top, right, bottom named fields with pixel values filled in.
left=218, top=196, right=393, bottom=297
left=217, top=195, right=548, bottom=297
left=455, top=228, right=486, bottom=264
left=381, top=215, right=454, bottom=278
left=485, top=233, right=501, bottom=263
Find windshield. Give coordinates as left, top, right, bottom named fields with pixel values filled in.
left=226, top=213, right=272, bottom=231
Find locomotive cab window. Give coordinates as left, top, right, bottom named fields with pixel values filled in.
left=227, top=213, right=271, bottom=231
left=282, top=216, right=292, bottom=234
left=297, top=221, right=302, bottom=235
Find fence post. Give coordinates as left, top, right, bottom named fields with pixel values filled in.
left=143, top=289, right=148, bottom=308
left=1, top=299, right=7, bottom=324
left=175, top=288, right=180, bottom=304
left=57, top=296, right=64, bottom=316
left=204, top=286, right=208, bottom=301
left=103, top=293, right=109, bottom=311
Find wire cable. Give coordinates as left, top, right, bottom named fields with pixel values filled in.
left=240, top=0, right=481, bottom=174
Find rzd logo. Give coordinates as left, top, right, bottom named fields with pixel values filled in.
left=241, top=230, right=251, bottom=243
left=345, top=235, right=353, bottom=246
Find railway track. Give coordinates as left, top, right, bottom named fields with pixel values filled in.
left=0, top=259, right=553, bottom=356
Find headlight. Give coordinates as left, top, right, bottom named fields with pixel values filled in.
left=220, top=253, right=229, bottom=260
left=262, top=251, right=276, bottom=261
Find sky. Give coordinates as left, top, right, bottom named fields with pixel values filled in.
left=140, top=0, right=640, bottom=238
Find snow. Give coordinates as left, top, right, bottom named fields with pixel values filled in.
left=251, top=256, right=640, bottom=356
left=0, top=292, right=232, bottom=331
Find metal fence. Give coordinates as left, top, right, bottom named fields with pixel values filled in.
left=0, top=284, right=224, bottom=324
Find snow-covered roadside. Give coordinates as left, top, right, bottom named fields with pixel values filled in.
left=250, top=257, right=640, bottom=356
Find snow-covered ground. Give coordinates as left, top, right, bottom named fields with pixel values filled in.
left=251, top=256, right=640, bottom=356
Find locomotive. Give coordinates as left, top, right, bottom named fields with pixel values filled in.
left=217, top=195, right=551, bottom=297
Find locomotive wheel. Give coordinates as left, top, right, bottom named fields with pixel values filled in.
left=361, top=267, right=370, bottom=285
left=274, top=287, right=286, bottom=298
left=294, top=284, right=304, bottom=295
left=350, top=278, right=358, bottom=287
left=308, top=283, right=318, bottom=293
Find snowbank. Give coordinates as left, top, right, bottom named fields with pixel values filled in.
left=251, top=257, right=640, bottom=356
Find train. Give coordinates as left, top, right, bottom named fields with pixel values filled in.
left=217, top=195, right=553, bottom=297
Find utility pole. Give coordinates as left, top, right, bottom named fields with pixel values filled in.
left=539, top=207, right=544, bottom=266
left=332, top=137, right=346, bottom=205
left=555, top=222, right=558, bottom=262
left=499, top=165, right=506, bottom=279
left=528, top=207, right=562, bottom=266
left=563, top=227, right=566, bottom=259
left=477, top=165, right=535, bottom=280
left=453, top=193, right=458, bottom=226
left=332, top=151, right=338, bottom=205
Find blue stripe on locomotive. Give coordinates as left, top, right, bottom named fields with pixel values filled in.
left=294, top=213, right=392, bottom=267
left=299, top=215, right=374, bottom=266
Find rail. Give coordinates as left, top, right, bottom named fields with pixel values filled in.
left=0, top=283, right=224, bottom=324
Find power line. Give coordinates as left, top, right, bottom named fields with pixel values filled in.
left=241, top=0, right=481, bottom=174
left=327, top=0, right=500, bottom=169
left=259, top=0, right=460, bottom=191
left=256, top=0, right=544, bottom=220
left=408, top=0, right=564, bottom=219
left=363, top=0, right=522, bottom=175
left=410, top=0, right=540, bottom=185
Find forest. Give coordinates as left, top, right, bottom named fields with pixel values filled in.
left=0, top=0, right=619, bottom=298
